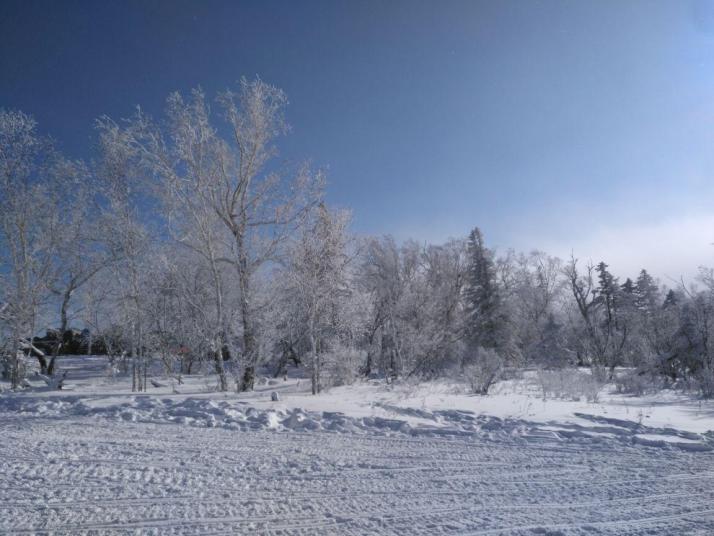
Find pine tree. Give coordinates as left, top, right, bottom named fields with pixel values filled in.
left=620, top=277, right=635, bottom=295
left=634, top=269, right=660, bottom=313
left=619, top=277, right=636, bottom=313
left=663, top=289, right=678, bottom=309
left=595, top=262, right=620, bottom=330
left=463, top=227, right=505, bottom=351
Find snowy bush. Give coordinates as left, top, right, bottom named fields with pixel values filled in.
left=536, top=368, right=605, bottom=403
left=323, top=346, right=365, bottom=388
left=614, top=369, right=664, bottom=396
left=464, top=347, right=503, bottom=395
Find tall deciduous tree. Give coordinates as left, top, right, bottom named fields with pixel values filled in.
left=46, top=162, right=112, bottom=375
left=0, top=110, right=62, bottom=385
left=283, top=204, right=351, bottom=394
left=96, top=117, right=152, bottom=391
left=116, top=78, right=323, bottom=391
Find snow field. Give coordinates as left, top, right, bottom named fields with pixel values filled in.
left=1, top=412, right=714, bottom=535
left=2, top=357, right=714, bottom=534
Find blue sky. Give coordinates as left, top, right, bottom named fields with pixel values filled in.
left=2, top=0, right=714, bottom=280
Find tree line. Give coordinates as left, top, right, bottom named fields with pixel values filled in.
left=1, top=78, right=713, bottom=397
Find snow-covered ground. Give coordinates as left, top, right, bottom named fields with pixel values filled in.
left=1, top=357, right=714, bottom=534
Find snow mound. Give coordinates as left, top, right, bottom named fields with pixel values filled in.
left=1, top=394, right=712, bottom=452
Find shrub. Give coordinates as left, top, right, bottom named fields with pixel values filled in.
left=464, top=347, right=503, bottom=395
left=536, top=368, right=605, bottom=403
left=613, top=369, right=663, bottom=396
left=323, top=346, right=365, bottom=388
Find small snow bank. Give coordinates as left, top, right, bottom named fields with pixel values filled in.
left=1, top=394, right=713, bottom=452
left=346, top=373, right=714, bottom=435
left=0, top=395, right=416, bottom=436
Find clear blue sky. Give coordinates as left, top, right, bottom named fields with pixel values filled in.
left=2, top=0, right=714, bottom=279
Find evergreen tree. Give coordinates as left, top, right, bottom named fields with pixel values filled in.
left=620, top=277, right=635, bottom=295
left=634, top=269, right=660, bottom=313
left=463, top=227, right=506, bottom=352
left=619, top=277, right=636, bottom=313
left=663, top=289, right=678, bottom=309
left=595, top=262, right=620, bottom=330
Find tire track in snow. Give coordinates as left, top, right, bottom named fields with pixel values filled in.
left=2, top=412, right=714, bottom=535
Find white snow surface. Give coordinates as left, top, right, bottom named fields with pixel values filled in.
left=2, top=357, right=714, bottom=535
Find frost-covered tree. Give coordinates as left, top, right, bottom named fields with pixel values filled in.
left=95, top=118, right=153, bottom=391
left=77, top=268, right=114, bottom=357
left=505, top=251, right=565, bottom=365
left=359, top=238, right=459, bottom=379
left=0, top=110, right=63, bottom=385
left=670, top=270, right=714, bottom=397
left=565, top=258, right=629, bottom=376
left=359, top=236, right=406, bottom=377
left=641, top=279, right=679, bottom=379
left=45, top=163, right=113, bottom=375
left=112, top=79, right=323, bottom=391
left=139, top=247, right=223, bottom=379
left=407, top=240, right=467, bottom=377
left=147, top=93, right=238, bottom=390
left=281, top=204, right=351, bottom=394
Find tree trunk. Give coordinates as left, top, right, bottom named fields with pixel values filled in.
left=363, top=323, right=379, bottom=377
left=8, top=326, right=21, bottom=388
left=47, top=355, right=57, bottom=376
left=240, top=364, right=255, bottom=392
left=48, top=288, right=72, bottom=376
left=238, top=257, right=256, bottom=392
left=274, top=342, right=289, bottom=379
left=214, top=342, right=228, bottom=392
left=308, top=316, right=319, bottom=395
left=37, top=353, right=48, bottom=375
